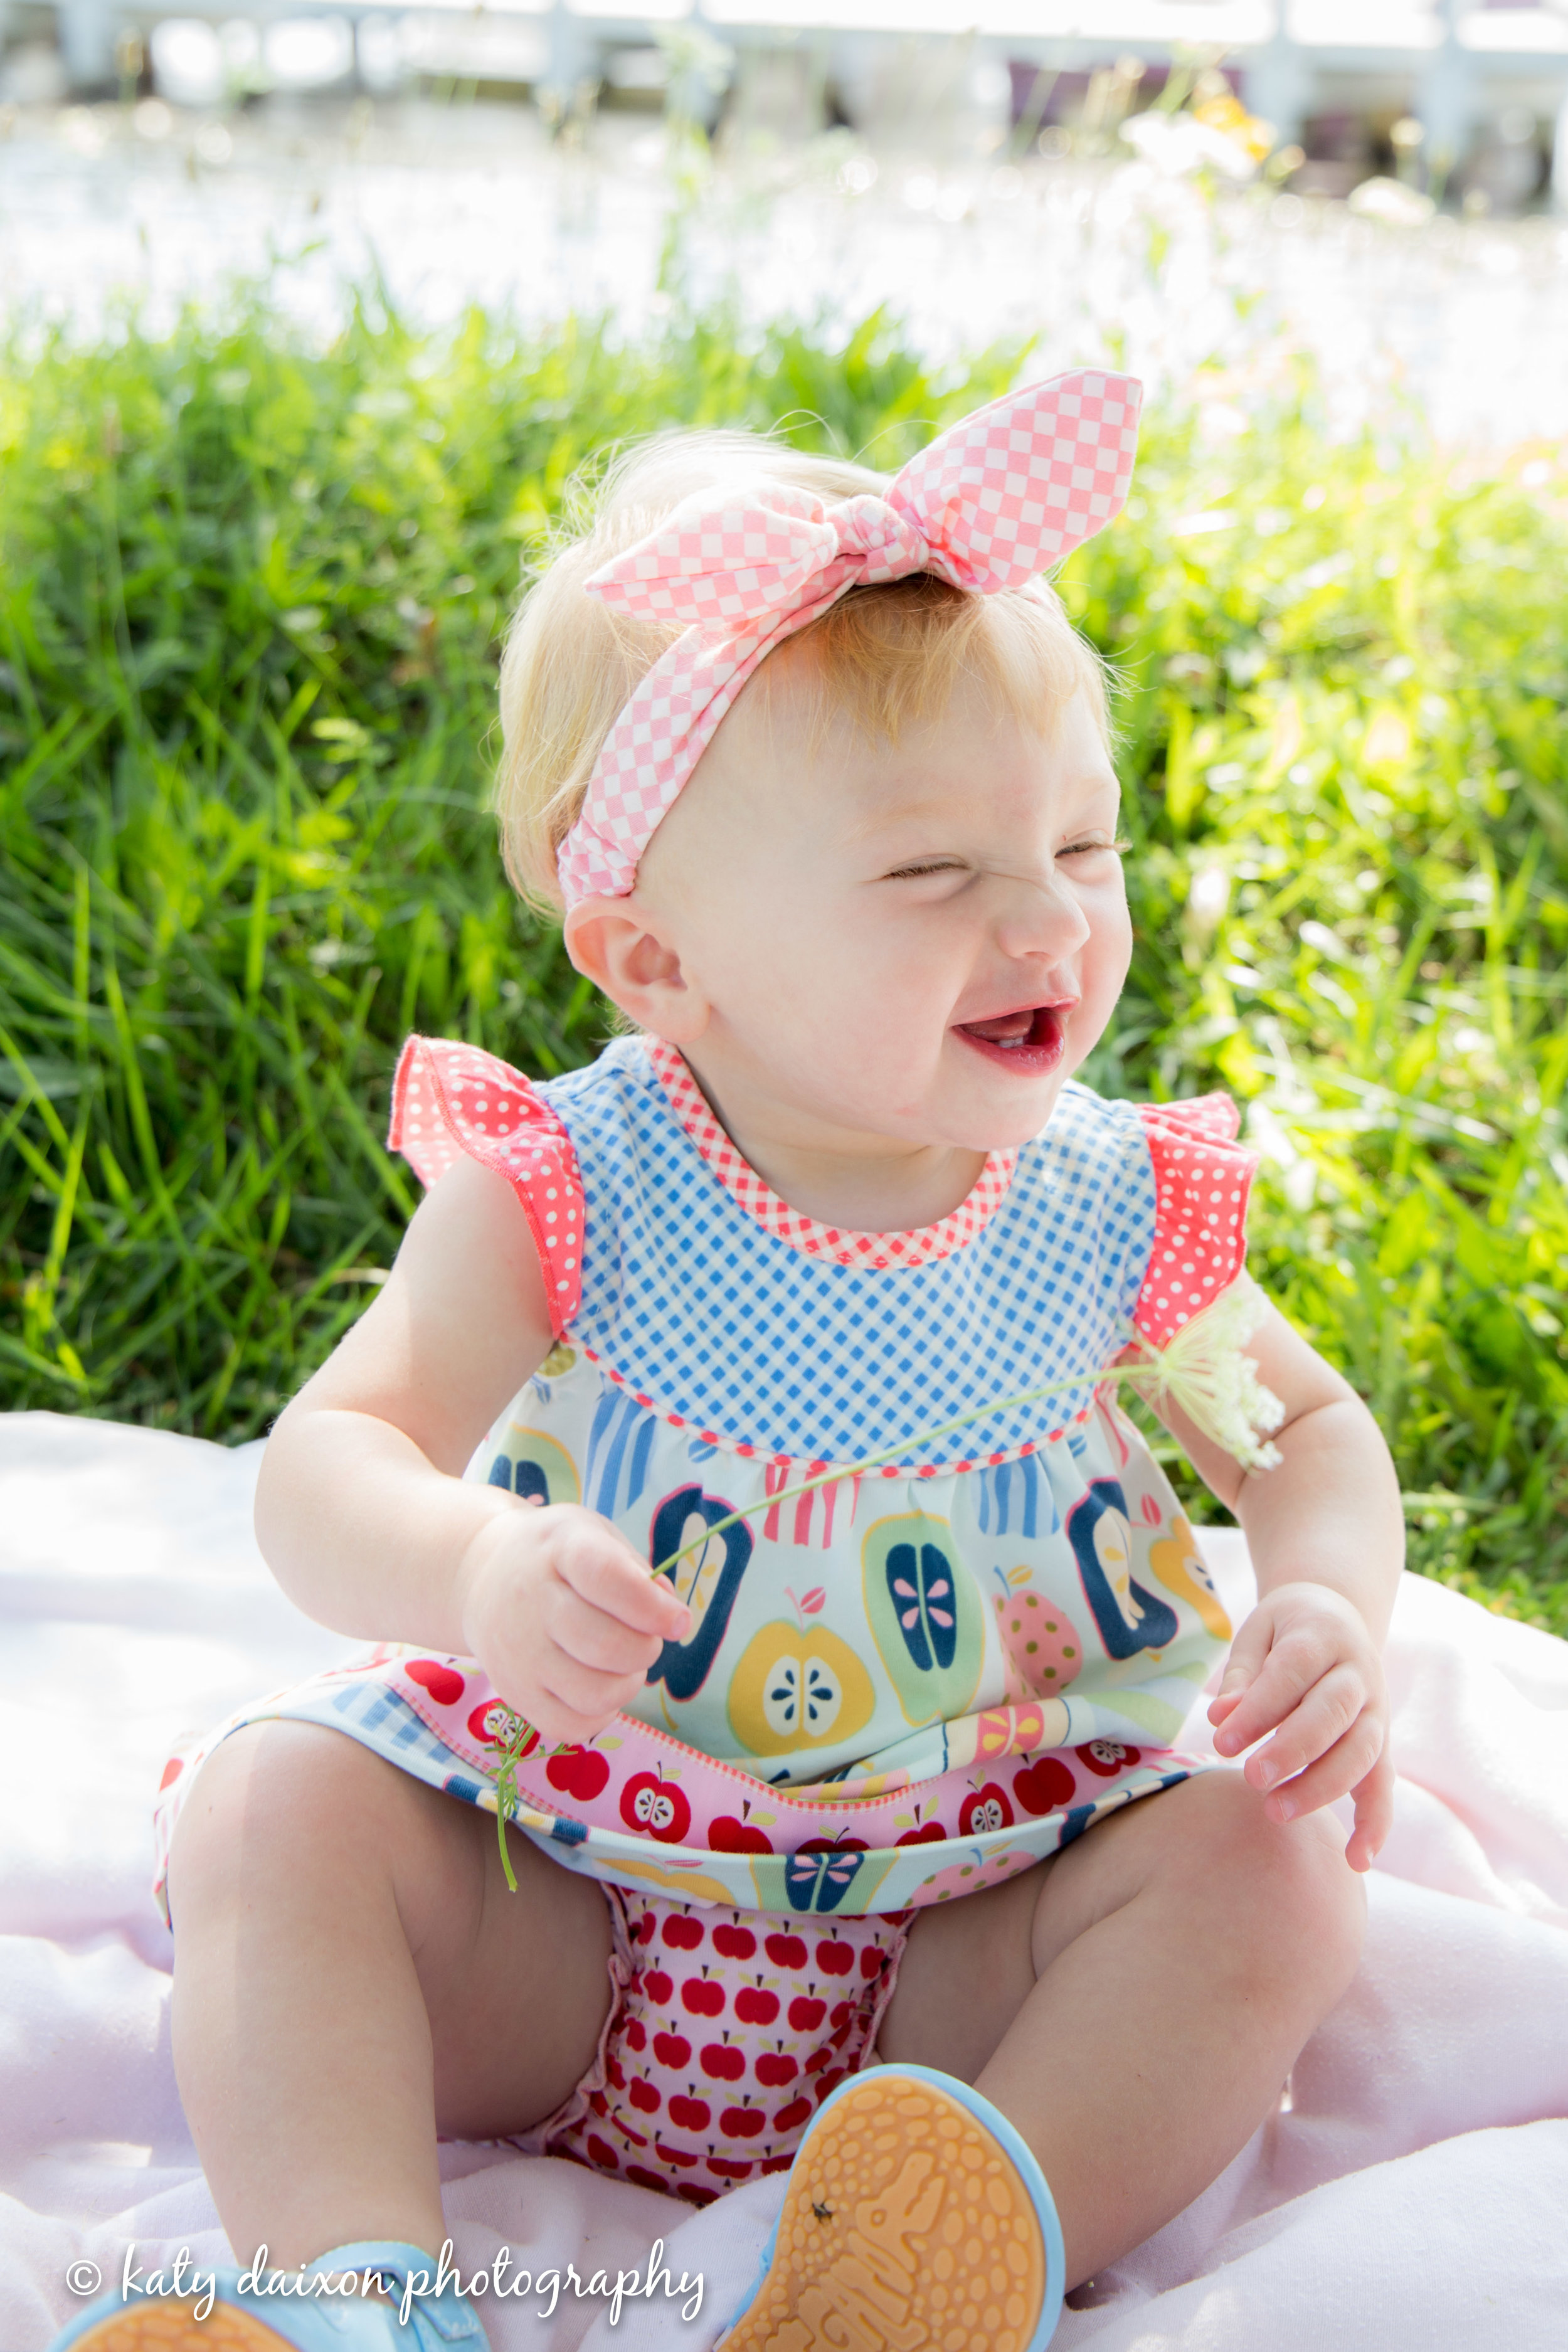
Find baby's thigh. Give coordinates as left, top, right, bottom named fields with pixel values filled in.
left=875, top=1783, right=1224, bottom=2082
left=879, top=1771, right=1364, bottom=2083
left=875, top=1855, right=1046, bottom=2085
left=167, top=1720, right=616, bottom=2137
left=405, top=1772, right=620, bottom=2139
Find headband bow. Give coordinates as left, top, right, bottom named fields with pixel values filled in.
left=557, top=368, right=1142, bottom=907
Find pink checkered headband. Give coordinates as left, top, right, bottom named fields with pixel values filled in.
left=554, top=367, right=1143, bottom=908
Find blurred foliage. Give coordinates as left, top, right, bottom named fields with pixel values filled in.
left=1, top=295, right=1565, bottom=1634
left=1069, top=383, right=1568, bottom=1633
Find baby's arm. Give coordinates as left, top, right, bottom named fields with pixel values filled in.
left=1149, top=1303, right=1404, bottom=1873
left=254, top=1155, right=689, bottom=1745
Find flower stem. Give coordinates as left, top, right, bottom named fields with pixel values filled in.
left=650, top=1356, right=1150, bottom=1581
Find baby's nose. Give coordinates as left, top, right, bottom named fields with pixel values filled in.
left=993, top=871, right=1093, bottom=955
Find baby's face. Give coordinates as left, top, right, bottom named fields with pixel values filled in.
left=631, top=665, right=1132, bottom=1155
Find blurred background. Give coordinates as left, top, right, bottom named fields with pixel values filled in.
left=2, top=4, right=1565, bottom=1630
left=3, top=3, right=1568, bottom=432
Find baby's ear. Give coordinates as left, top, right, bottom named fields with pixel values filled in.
left=562, top=899, right=709, bottom=1044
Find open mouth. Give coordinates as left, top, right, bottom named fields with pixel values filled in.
left=953, top=1002, right=1069, bottom=1076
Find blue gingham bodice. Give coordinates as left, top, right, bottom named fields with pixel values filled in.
left=539, top=1038, right=1158, bottom=1470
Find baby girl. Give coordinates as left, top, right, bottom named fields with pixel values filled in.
left=57, top=374, right=1402, bottom=2352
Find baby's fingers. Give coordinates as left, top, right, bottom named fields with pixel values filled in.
left=512, top=1670, right=628, bottom=1752
left=551, top=1584, right=667, bottom=1680
left=1211, top=1623, right=1337, bottom=1756
left=1213, top=1609, right=1278, bottom=1722
left=1244, top=1661, right=1368, bottom=1793
left=530, top=1643, right=649, bottom=1741
left=1344, top=1744, right=1396, bottom=1873
left=1207, top=1608, right=1276, bottom=1730
left=556, top=1518, right=690, bottom=1641
left=1258, top=1705, right=1385, bottom=1830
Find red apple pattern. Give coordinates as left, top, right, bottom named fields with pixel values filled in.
left=709, top=1815, right=775, bottom=1855
left=1077, top=1737, right=1143, bottom=1778
left=541, top=1892, right=911, bottom=2203
left=958, top=1780, right=1015, bottom=1836
left=894, top=1820, right=945, bottom=1848
left=619, top=1770, right=692, bottom=1844
left=1013, top=1754, right=1078, bottom=1817
left=405, top=1659, right=465, bottom=1708
left=372, top=1638, right=1157, bottom=1898
left=544, top=1744, right=610, bottom=1803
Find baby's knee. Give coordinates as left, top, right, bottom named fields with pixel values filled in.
left=166, top=1720, right=423, bottom=1920
left=1180, top=1772, right=1365, bottom=1998
left=1234, top=1794, right=1366, bottom=2001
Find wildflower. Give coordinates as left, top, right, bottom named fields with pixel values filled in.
left=1118, top=1273, right=1286, bottom=1471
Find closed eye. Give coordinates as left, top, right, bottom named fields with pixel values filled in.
left=1060, top=837, right=1130, bottom=860
left=881, top=858, right=967, bottom=881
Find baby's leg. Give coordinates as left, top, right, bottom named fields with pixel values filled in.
left=165, top=1720, right=614, bottom=2268
left=876, top=1769, right=1365, bottom=2289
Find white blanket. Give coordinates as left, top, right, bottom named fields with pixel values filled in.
left=3, top=1409, right=1565, bottom=2351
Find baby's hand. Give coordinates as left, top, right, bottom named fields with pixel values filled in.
left=457, top=1502, right=691, bottom=1751
left=1207, top=1582, right=1393, bottom=1873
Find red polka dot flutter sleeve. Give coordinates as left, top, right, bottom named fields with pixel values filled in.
left=1130, top=1096, right=1259, bottom=1349
left=387, top=1037, right=585, bottom=1337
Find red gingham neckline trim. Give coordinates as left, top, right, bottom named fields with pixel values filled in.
left=644, top=1039, right=1017, bottom=1270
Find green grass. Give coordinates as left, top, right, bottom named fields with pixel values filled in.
left=2, top=292, right=1565, bottom=1634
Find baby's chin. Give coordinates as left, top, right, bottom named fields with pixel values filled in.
left=740, top=1030, right=1076, bottom=1155
left=930, top=1037, right=1078, bottom=1150
left=898, top=1080, right=1073, bottom=1160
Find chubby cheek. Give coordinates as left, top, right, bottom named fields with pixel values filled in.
left=1075, top=889, right=1133, bottom=1046
left=689, top=884, right=812, bottom=1010
left=739, top=925, right=946, bottom=1097
left=711, top=884, right=893, bottom=1014
left=789, top=959, right=941, bottom=1084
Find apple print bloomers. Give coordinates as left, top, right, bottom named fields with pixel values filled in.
left=154, top=1032, right=1257, bottom=1946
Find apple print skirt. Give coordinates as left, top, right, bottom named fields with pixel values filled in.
left=149, top=1636, right=1199, bottom=2202
left=506, top=1882, right=911, bottom=2203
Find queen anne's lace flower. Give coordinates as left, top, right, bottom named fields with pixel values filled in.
left=1117, top=1273, right=1286, bottom=1472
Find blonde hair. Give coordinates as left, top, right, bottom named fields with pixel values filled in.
left=495, top=426, right=1110, bottom=912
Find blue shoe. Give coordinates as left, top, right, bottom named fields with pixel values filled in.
left=49, top=2239, right=488, bottom=2351
left=717, top=2063, right=1065, bottom=2352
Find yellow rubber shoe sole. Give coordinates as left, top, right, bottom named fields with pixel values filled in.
left=60, top=2310, right=297, bottom=2352
left=721, top=2067, right=1057, bottom=2352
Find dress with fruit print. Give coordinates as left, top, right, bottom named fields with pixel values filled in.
left=152, top=1034, right=1256, bottom=1923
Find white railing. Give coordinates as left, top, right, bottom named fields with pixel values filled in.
left=29, top=0, right=1568, bottom=157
